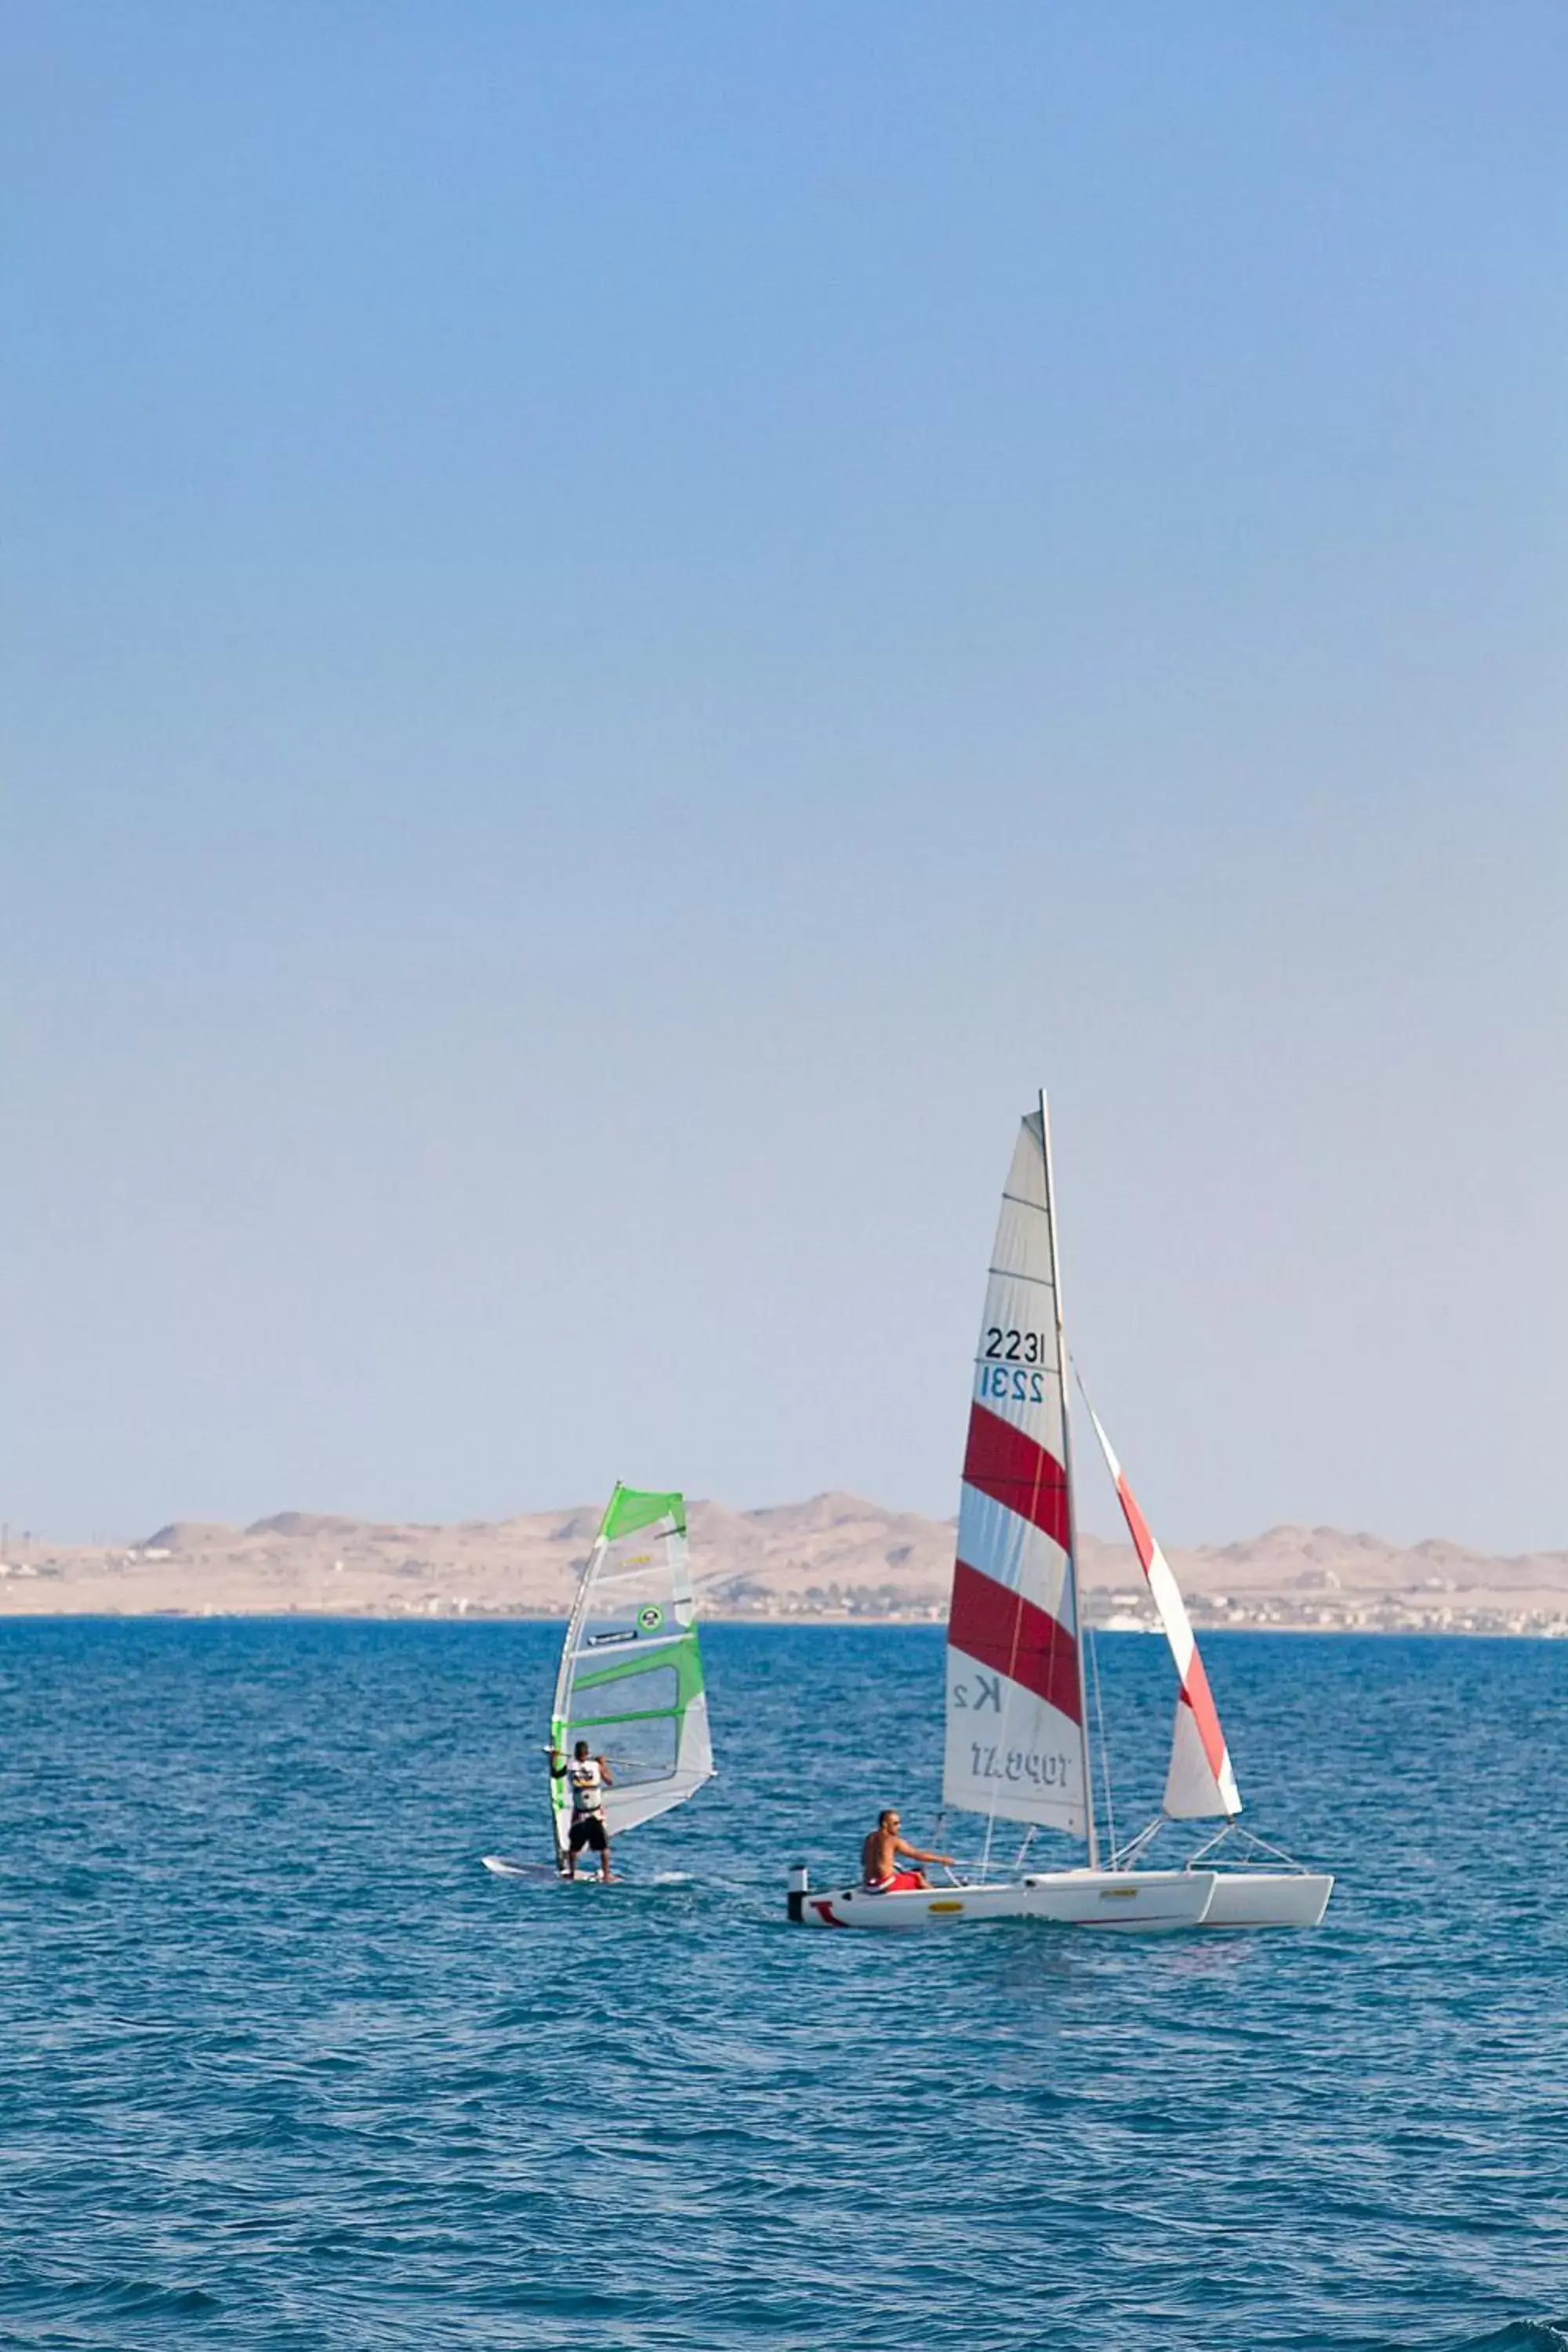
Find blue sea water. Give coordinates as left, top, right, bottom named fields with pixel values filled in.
left=2, top=1621, right=1566, bottom=2352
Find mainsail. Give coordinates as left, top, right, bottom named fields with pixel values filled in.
left=550, top=1484, right=714, bottom=1860
left=1079, top=1397, right=1242, bottom=1820
left=942, top=1102, right=1094, bottom=1845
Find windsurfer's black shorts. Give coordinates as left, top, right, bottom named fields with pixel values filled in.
left=568, top=1814, right=608, bottom=1853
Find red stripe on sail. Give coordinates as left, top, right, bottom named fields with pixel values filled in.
left=1115, top=1472, right=1156, bottom=1577
left=962, top=1404, right=1070, bottom=1552
left=1118, top=1469, right=1230, bottom=1789
left=1178, top=1646, right=1229, bottom=1787
left=949, top=1558, right=1082, bottom=1727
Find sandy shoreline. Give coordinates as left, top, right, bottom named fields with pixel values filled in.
left=3, top=1490, right=1566, bottom=1636
left=4, top=1606, right=1565, bottom=1639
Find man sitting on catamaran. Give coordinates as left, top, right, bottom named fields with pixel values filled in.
left=862, top=1809, right=955, bottom=1893
left=550, top=1740, right=615, bottom=1881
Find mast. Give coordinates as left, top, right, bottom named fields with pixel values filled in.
left=1038, top=1090, right=1098, bottom=1869
left=550, top=1492, right=614, bottom=1727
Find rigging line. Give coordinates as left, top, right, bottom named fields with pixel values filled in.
left=980, top=1555, right=1030, bottom=1872
left=989, top=1577, right=1035, bottom=1872
left=987, top=1422, right=1047, bottom=1866
left=1086, top=1621, right=1117, bottom=1863
left=1038, top=1087, right=1098, bottom=1867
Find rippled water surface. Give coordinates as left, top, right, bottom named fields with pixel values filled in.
left=2, top=1620, right=1566, bottom=2351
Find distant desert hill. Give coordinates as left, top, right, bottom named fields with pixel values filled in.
left=1, top=1495, right=1565, bottom=1633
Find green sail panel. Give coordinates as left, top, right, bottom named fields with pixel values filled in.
left=549, top=1483, right=714, bottom=1860
left=601, top=1486, right=685, bottom=1544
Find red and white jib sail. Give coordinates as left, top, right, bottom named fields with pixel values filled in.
left=1081, top=1398, right=1243, bottom=1820
left=943, top=1109, right=1088, bottom=1837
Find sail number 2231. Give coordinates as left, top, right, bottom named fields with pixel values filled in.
left=978, top=1331, right=1049, bottom=1404
left=984, top=1327, right=1048, bottom=1363
left=978, top=1363, right=1046, bottom=1404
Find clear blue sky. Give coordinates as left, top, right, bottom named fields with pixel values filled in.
left=4, top=3, right=1564, bottom=1549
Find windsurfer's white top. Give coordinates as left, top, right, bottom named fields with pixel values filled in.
left=565, top=1758, right=605, bottom=1816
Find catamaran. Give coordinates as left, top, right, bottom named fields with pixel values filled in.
left=483, top=1483, right=713, bottom=1878
left=786, top=1096, right=1332, bottom=1932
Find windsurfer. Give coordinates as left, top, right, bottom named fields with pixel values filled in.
left=862, top=1809, right=955, bottom=1893
left=550, top=1739, right=615, bottom=1881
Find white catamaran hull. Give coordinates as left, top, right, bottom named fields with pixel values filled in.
left=1195, top=1870, right=1334, bottom=1929
left=786, top=1865, right=1217, bottom=1932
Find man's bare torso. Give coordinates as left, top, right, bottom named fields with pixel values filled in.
left=862, top=1827, right=899, bottom=1885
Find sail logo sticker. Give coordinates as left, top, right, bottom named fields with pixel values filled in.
left=637, top=1605, right=665, bottom=1633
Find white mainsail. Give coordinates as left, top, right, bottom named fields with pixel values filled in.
left=550, top=1485, right=714, bottom=1859
left=942, top=1102, right=1094, bottom=1846
left=1079, top=1396, right=1242, bottom=1820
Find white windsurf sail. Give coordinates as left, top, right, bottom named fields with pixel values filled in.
left=1079, top=1396, right=1242, bottom=1820
left=550, top=1484, right=714, bottom=1860
left=943, top=1099, right=1095, bottom=1849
